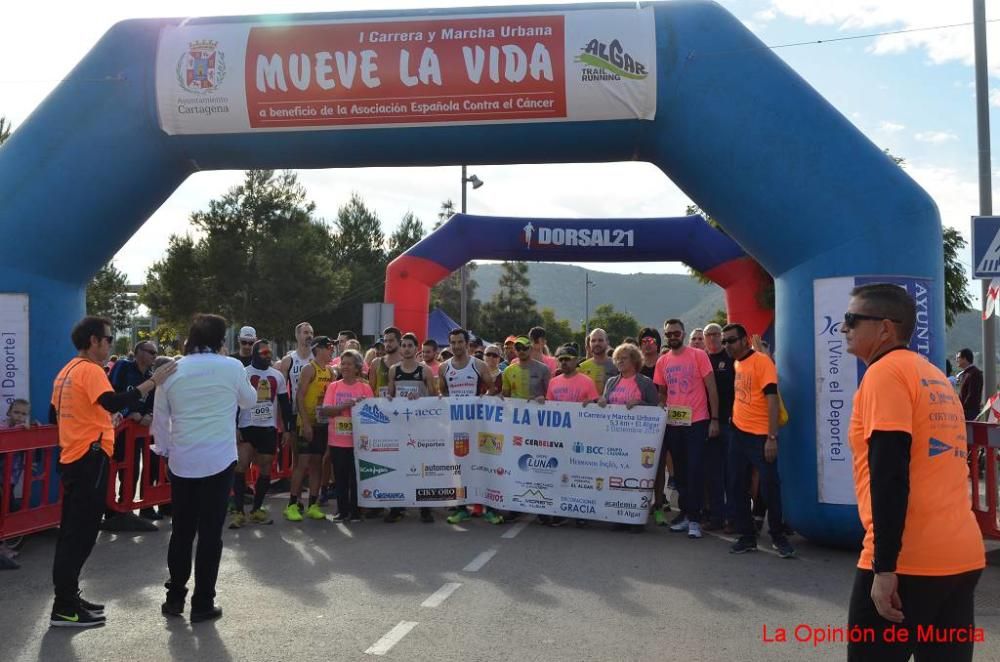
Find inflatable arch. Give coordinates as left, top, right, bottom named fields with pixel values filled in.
left=0, top=1, right=942, bottom=545
left=385, top=213, right=774, bottom=340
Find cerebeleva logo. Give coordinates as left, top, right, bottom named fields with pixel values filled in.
left=176, top=40, right=226, bottom=94
left=358, top=403, right=391, bottom=424
left=575, top=38, right=648, bottom=81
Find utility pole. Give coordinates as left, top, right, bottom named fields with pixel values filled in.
left=975, top=0, right=995, bottom=393
left=460, top=165, right=468, bottom=329
left=583, top=272, right=595, bottom=344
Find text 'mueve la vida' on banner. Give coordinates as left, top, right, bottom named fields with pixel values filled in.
left=155, top=8, right=657, bottom=134
left=352, top=397, right=668, bottom=524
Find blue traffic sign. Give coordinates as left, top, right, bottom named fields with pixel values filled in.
left=973, top=215, right=1000, bottom=278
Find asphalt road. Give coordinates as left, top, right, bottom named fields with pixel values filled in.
left=3, top=498, right=999, bottom=662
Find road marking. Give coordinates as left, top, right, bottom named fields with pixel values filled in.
left=365, top=621, right=418, bottom=656
left=421, top=582, right=462, bottom=608
left=501, top=521, right=528, bottom=539
left=463, top=548, right=498, bottom=572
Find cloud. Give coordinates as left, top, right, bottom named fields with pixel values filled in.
left=914, top=130, right=958, bottom=143
left=879, top=120, right=905, bottom=132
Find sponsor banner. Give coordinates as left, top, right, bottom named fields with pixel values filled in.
left=0, top=294, right=29, bottom=413
left=156, top=8, right=656, bottom=134
left=813, top=276, right=935, bottom=505
left=353, top=397, right=666, bottom=523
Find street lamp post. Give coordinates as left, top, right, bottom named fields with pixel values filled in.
left=974, top=0, right=995, bottom=394
left=460, top=165, right=484, bottom=329
left=583, top=272, right=596, bottom=345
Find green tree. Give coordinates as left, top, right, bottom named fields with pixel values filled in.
left=387, top=211, right=425, bottom=261
left=87, top=261, right=137, bottom=331
left=587, top=304, right=639, bottom=345
left=141, top=170, right=347, bottom=342
left=707, top=308, right=729, bottom=328
left=0, top=117, right=11, bottom=146
left=943, top=226, right=973, bottom=327
left=539, top=308, right=575, bottom=349
left=479, top=261, right=541, bottom=340
left=430, top=199, right=481, bottom=330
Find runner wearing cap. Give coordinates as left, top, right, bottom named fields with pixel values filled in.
left=231, top=340, right=294, bottom=529
left=502, top=336, right=549, bottom=402
left=502, top=336, right=518, bottom=367
left=578, top=328, right=618, bottom=394
left=284, top=336, right=334, bottom=522
left=231, top=326, right=256, bottom=367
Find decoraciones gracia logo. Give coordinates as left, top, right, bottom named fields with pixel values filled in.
left=176, top=40, right=227, bottom=94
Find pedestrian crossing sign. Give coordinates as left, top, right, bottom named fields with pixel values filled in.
left=972, top=216, right=1000, bottom=278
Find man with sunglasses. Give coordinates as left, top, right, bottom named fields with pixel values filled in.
left=653, top=319, right=719, bottom=540
left=502, top=336, right=550, bottom=402
left=231, top=326, right=257, bottom=367
left=842, top=284, right=984, bottom=661
left=578, top=328, right=618, bottom=394
left=722, top=323, right=794, bottom=558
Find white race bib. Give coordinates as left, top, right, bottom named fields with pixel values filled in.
left=250, top=401, right=274, bottom=426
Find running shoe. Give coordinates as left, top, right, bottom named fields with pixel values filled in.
left=330, top=513, right=347, bottom=523
left=250, top=509, right=274, bottom=524
left=687, top=522, right=703, bottom=539
left=50, top=606, right=105, bottom=628
left=653, top=510, right=668, bottom=526
left=283, top=504, right=304, bottom=522
left=77, top=592, right=104, bottom=616
left=729, top=536, right=758, bottom=554
left=771, top=536, right=796, bottom=559
left=228, top=512, right=246, bottom=529
left=669, top=516, right=690, bottom=532
left=447, top=509, right=471, bottom=524
left=305, top=504, right=325, bottom=520
left=483, top=510, right=504, bottom=525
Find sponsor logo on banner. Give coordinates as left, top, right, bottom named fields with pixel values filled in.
left=416, top=487, right=467, bottom=501
left=420, top=463, right=462, bottom=477
left=640, top=446, right=655, bottom=469
left=358, top=435, right=400, bottom=452
left=395, top=406, right=444, bottom=421
left=522, top=223, right=636, bottom=251
left=608, top=476, right=653, bottom=491
left=569, top=456, right=620, bottom=469
left=595, top=477, right=604, bottom=491
left=453, top=432, right=470, bottom=457
left=481, top=488, right=504, bottom=505
left=575, top=37, right=649, bottom=81
left=559, top=495, right=597, bottom=514
left=518, top=454, right=559, bottom=473
left=359, top=460, right=395, bottom=480
left=478, top=432, right=504, bottom=455
left=571, top=441, right=627, bottom=457
left=361, top=488, right=406, bottom=501
left=177, top=40, right=227, bottom=94
left=511, top=488, right=553, bottom=509
left=604, top=498, right=643, bottom=518
left=406, top=435, right=447, bottom=449
left=513, top=436, right=564, bottom=449
left=358, top=403, right=391, bottom=424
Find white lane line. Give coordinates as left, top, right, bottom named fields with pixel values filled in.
left=365, top=621, right=418, bottom=656
left=421, top=582, right=462, bottom=608
left=501, top=521, right=529, bottom=539
left=463, top=548, right=498, bottom=572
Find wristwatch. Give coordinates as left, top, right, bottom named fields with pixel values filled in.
left=767, top=434, right=777, bottom=441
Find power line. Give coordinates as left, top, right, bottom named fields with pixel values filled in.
left=766, top=19, right=1000, bottom=51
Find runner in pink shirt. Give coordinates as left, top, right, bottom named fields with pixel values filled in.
left=321, top=350, right=373, bottom=522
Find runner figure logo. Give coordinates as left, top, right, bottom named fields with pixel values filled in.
left=176, top=40, right=226, bottom=94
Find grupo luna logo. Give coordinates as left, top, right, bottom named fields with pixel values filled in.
left=176, top=40, right=226, bottom=94
left=359, top=403, right=391, bottom=424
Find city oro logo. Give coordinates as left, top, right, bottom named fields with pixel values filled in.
left=453, top=432, right=470, bottom=457
left=359, top=459, right=395, bottom=481
left=176, top=40, right=226, bottom=93
left=478, top=432, right=504, bottom=455
left=416, top=487, right=467, bottom=501
left=575, top=38, right=648, bottom=81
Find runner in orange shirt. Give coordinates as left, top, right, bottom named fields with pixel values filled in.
left=843, top=283, right=985, bottom=662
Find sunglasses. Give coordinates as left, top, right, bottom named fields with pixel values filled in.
left=842, top=312, right=902, bottom=329
left=721, top=337, right=741, bottom=345
left=640, top=337, right=658, bottom=346
left=664, top=331, right=682, bottom=339
left=515, top=345, right=530, bottom=351
left=485, top=352, right=500, bottom=358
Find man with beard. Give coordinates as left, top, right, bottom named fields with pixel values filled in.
left=578, top=328, right=618, bottom=394
left=369, top=327, right=402, bottom=398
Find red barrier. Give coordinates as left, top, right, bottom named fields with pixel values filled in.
left=0, top=425, right=61, bottom=540
left=105, top=420, right=172, bottom=514
left=968, top=422, right=1000, bottom=539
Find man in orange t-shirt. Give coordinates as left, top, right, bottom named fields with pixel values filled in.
left=48, top=316, right=174, bottom=628
left=844, top=283, right=985, bottom=662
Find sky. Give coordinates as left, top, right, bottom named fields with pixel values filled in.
left=3, top=0, right=1000, bottom=303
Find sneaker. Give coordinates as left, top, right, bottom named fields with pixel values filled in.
left=77, top=592, right=104, bottom=616
left=730, top=536, right=758, bottom=554
left=249, top=509, right=274, bottom=524
left=447, top=509, right=471, bottom=525
left=771, top=536, right=796, bottom=559
left=384, top=508, right=404, bottom=524
left=305, top=504, right=325, bottom=521
left=190, top=606, right=223, bottom=623
left=653, top=510, right=668, bottom=526
left=283, top=504, right=304, bottom=522
left=669, top=516, right=690, bottom=532
left=228, top=512, right=246, bottom=529
left=161, top=600, right=184, bottom=617
left=420, top=509, right=434, bottom=524
left=669, top=513, right=687, bottom=527
left=50, top=606, right=105, bottom=628
left=330, top=513, right=347, bottom=523
left=483, top=510, right=504, bottom=525
left=687, top=522, right=702, bottom=539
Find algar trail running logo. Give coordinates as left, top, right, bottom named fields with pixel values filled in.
left=176, top=40, right=226, bottom=94
left=358, top=403, right=391, bottom=424
left=575, top=38, right=648, bottom=81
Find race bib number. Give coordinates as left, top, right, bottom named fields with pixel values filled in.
left=667, top=405, right=692, bottom=426
left=334, top=416, right=353, bottom=435
left=250, top=402, right=274, bottom=426
left=396, top=383, right=419, bottom=397
left=378, top=386, right=390, bottom=398
left=315, top=405, right=329, bottom=424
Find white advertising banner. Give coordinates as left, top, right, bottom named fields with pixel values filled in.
left=353, top=397, right=667, bottom=524
left=155, top=8, right=657, bottom=135
left=0, top=294, right=29, bottom=414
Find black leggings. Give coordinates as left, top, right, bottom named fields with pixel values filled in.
left=330, top=447, right=357, bottom=517
left=847, top=568, right=982, bottom=662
